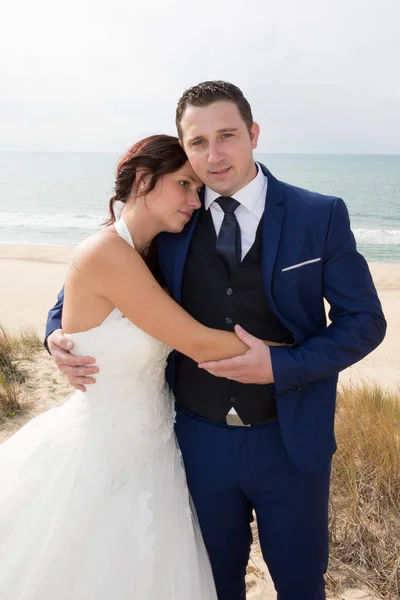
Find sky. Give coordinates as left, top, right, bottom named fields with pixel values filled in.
left=1, top=0, right=399, bottom=153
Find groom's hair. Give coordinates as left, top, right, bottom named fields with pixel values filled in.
left=175, top=81, right=254, bottom=139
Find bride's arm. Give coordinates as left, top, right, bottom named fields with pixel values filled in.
left=69, top=234, right=249, bottom=363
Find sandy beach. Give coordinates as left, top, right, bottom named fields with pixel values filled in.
left=1, top=243, right=398, bottom=599
left=1, top=243, right=399, bottom=390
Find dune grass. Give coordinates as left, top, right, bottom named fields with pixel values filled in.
left=0, top=325, right=42, bottom=421
left=328, top=383, right=400, bottom=598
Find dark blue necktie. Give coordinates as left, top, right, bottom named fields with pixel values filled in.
left=215, top=196, right=241, bottom=278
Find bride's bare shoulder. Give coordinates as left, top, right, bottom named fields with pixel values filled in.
left=70, top=226, right=138, bottom=275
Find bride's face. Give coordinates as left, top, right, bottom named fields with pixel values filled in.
left=144, top=162, right=203, bottom=233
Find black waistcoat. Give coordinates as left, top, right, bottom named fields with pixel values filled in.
left=175, top=206, right=293, bottom=425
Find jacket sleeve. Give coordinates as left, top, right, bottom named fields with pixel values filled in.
left=44, top=286, right=64, bottom=352
left=270, top=197, right=387, bottom=396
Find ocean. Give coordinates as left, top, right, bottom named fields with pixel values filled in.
left=0, top=152, right=399, bottom=263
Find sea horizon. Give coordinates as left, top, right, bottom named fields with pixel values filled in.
left=1, top=150, right=399, bottom=156
left=1, top=151, right=399, bottom=263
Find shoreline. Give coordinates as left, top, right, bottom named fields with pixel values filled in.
left=1, top=244, right=399, bottom=390
left=1, top=242, right=399, bottom=274
left=1, top=240, right=399, bottom=264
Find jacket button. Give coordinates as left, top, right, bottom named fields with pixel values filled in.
left=225, top=317, right=233, bottom=324
left=226, top=288, right=233, bottom=296
left=229, top=396, right=237, bottom=404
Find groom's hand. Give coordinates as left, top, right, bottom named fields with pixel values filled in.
left=198, top=325, right=275, bottom=384
left=47, top=329, right=99, bottom=392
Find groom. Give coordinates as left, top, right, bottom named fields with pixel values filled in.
left=45, top=81, right=386, bottom=600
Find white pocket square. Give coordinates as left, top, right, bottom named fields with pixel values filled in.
left=281, top=258, right=321, bottom=272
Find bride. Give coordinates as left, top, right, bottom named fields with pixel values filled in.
left=0, top=134, right=249, bottom=599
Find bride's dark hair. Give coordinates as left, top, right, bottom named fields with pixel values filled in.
left=104, top=134, right=189, bottom=283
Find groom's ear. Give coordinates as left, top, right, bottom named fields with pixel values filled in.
left=250, top=122, right=260, bottom=149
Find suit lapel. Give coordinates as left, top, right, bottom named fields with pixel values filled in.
left=260, top=166, right=305, bottom=342
left=259, top=166, right=285, bottom=310
left=171, top=188, right=204, bottom=302
left=172, top=212, right=199, bottom=302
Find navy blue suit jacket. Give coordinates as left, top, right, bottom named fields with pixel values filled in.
left=45, top=164, right=386, bottom=473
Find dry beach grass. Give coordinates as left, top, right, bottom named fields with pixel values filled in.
left=329, top=384, right=400, bottom=598
left=0, top=325, right=42, bottom=422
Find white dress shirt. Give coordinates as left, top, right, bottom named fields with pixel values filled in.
left=204, top=163, right=267, bottom=259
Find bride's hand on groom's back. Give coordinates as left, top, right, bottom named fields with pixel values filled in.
left=48, top=329, right=99, bottom=392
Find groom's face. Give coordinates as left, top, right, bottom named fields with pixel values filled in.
left=179, top=101, right=260, bottom=197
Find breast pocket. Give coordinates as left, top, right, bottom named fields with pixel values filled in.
left=281, top=258, right=321, bottom=273
left=274, top=257, right=323, bottom=300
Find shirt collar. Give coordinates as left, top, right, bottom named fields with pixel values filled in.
left=204, top=162, right=266, bottom=212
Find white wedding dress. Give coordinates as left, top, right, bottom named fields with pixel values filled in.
left=0, top=219, right=217, bottom=600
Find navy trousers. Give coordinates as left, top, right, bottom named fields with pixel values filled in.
left=175, top=407, right=330, bottom=600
